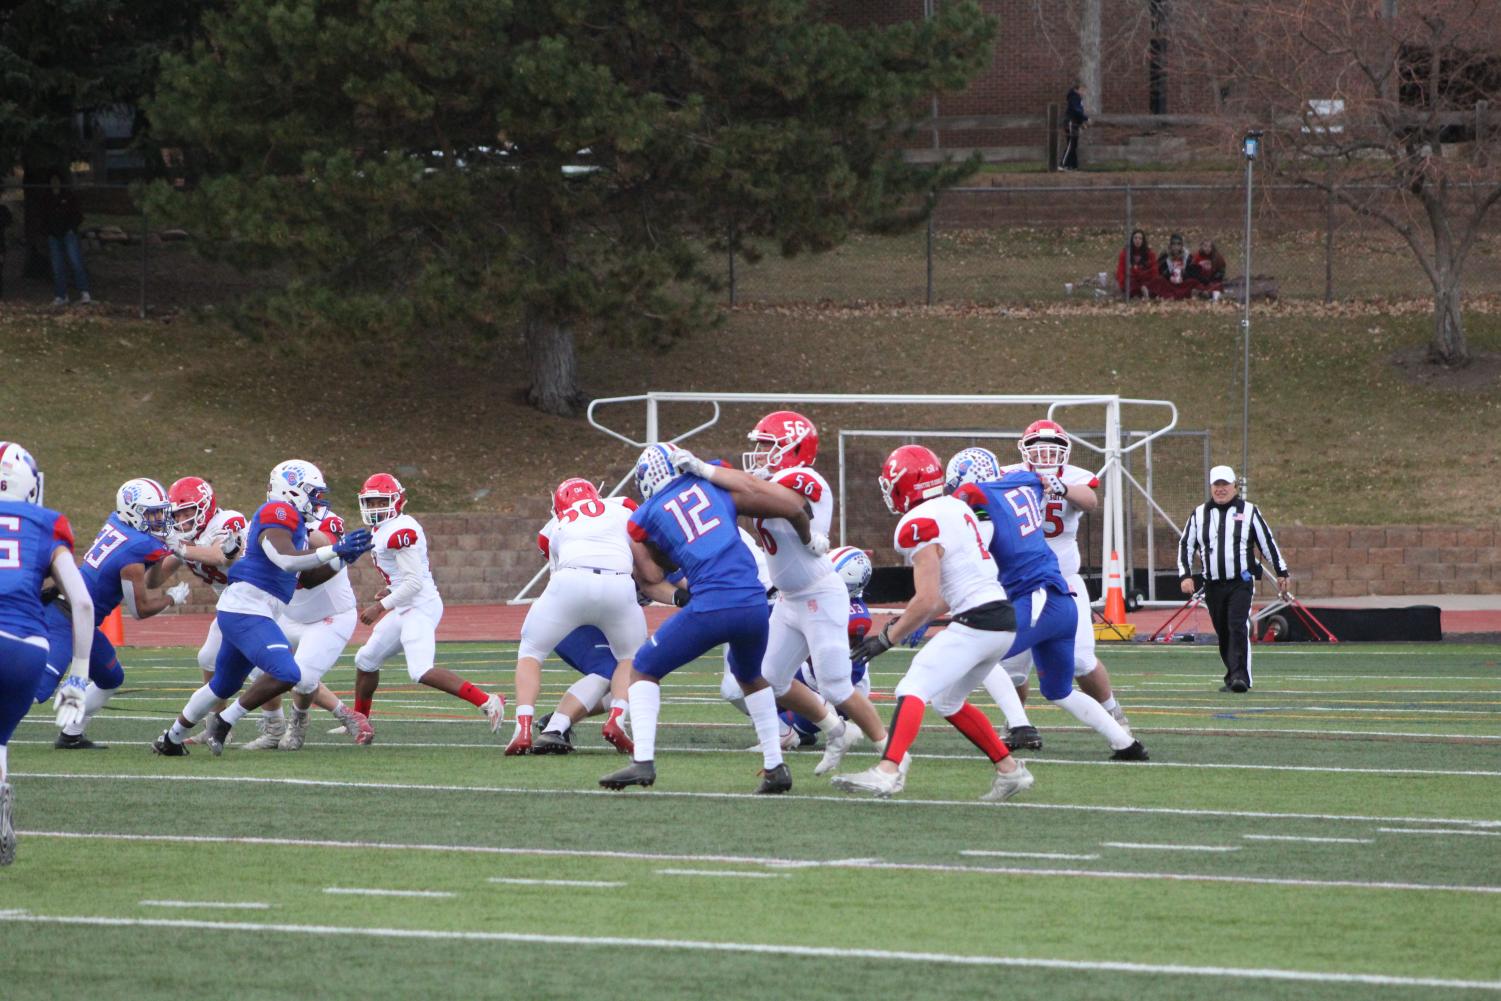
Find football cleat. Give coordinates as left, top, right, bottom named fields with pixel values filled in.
left=239, top=714, right=287, bottom=751
left=1110, top=740, right=1150, bottom=762
left=601, top=716, right=634, bottom=755
left=599, top=760, right=656, bottom=790
left=188, top=711, right=232, bottom=747
left=831, top=765, right=903, bottom=798
left=204, top=714, right=232, bottom=757
left=813, top=721, right=855, bottom=776
left=505, top=715, right=533, bottom=756
left=1003, top=725, right=1043, bottom=752
left=755, top=763, right=793, bottom=795
left=481, top=693, right=506, bottom=734
left=152, top=730, right=189, bottom=757
left=532, top=730, right=574, bottom=755
left=1229, top=679, right=1249, bottom=694
left=54, top=731, right=106, bottom=750
left=891, top=752, right=913, bottom=794
left=279, top=708, right=309, bottom=751
left=0, top=781, right=16, bottom=866
left=979, top=762, right=1035, bottom=803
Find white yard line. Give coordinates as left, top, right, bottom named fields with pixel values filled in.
left=656, top=868, right=788, bottom=879
left=1242, top=835, right=1375, bottom=845
left=961, top=850, right=1102, bottom=861
left=1377, top=827, right=1501, bottom=838
left=21, top=830, right=1501, bottom=896
left=487, top=877, right=624, bottom=888
left=0, top=912, right=1495, bottom=991
left=323, top=887, right=456, bottom=898
left=1102, top=842, right=1242, bottom=853
left=138, top=899, right=270, bottom=910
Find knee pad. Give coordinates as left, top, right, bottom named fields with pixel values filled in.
left=1008, top=668, right=1030, bottom=688
left=929, top=688, right=969, bottom=718
left=893, top=675, right=935, bottom=703
left=293, top=671, right=321, bottom=696
left=565, top=673, right=612, bottom=713
left=405, top=661, right=429, bottom=684
left=197, top=644, right=216, bottom=673
left=1073, top=657, right=1097, bottom=677
left=354, top=646, right=383, bottom=674
left=812, top=671, right=853, bottom=707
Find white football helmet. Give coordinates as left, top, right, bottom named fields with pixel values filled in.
left=944, top=447, right=1000, bottom=493
left=0, top=441, right=43, bottom=504
left=828, top=546, right=872, bottom=598
left=115, top=478, right=172, bottom=537
left=634, top=443, right=682, bottom=500
left=267, top=459, right=328, bottom=516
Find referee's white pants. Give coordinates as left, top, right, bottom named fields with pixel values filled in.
left=894, top=621, right=1017, bottom=717
left=517, top=568, right=646, bottom=663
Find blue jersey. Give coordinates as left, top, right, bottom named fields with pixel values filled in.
left=956, top=471, right=1069, bottom=597
left=0, top=500, right=75, bottom=639
left=227, top=501, right=308, bottom=602
left=628, top=475, right=764, bottom=611
left=77, top=513, right=171, bottom=625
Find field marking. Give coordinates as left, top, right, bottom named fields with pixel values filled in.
left=0, top=912, right=1496, bottom=992
left=1102, top=842, right=1242, bottom=853
left=960, top=850, right=1102, bottom=861
left=1242, top=835, right=1375, bottom=845
left=323, top=887, right=456, bottom=899
left=23, top=772, right=1501, bottom=828
left=656, top=868, right=788, bottom=879
left=138, top=899, right=270, bottom=910
left=22, top=831, right=1501, bottom=896
left=1377, top=828, right=1501, bottom=838
left=487, top=877, right=624, bottom=888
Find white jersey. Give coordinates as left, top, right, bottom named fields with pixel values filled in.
left=1000, top=462, right=1098, bottom=577
left=284, top=509, right=358, bottom=622
left=893, top=495, right=1006, bottom=617
left=739, top=527, right=773, bottom=593
left=372, top=514, right=440, bottom=608
left=182, top=508, right=248, bottom=595
left=752, top=465, right=838, bottom=595
left=537, top=496, right=636, bottom=574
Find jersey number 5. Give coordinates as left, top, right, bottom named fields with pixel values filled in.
left=663, top=485, right=722, bottom=542
left=1004, top=488, right=1043, bottom=537
left=559, top=499, right=606, bottom=523
left=0, top=516, right=21, bottom=569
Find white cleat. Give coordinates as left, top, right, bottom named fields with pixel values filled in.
left=813, top=721, right=855, bottom=776
left=0, top=781, right=16, bottom=866
left=239, top=714, right=288, bottom=751
left=279, top=708, right=309, bottom=751
left=891, top=752, right=913, bottom=794
left=830, top=764, right=903, bottom=798
left=481, top=693, right=507, bottom=733
left=979, top=762, right=1035, bottom=803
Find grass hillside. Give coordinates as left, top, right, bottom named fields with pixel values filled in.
left=2, top=297, right=1497, bottom=528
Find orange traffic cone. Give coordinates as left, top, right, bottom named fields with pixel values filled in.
left=101, top=606, right=125, bottom=646
left=1103, top=550, right=1128, bottom=625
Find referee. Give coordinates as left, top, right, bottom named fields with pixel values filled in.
left=1176, top=465, right=1290, bottom=693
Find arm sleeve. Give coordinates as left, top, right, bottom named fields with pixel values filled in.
left=260, top=534, right=336, bottom=571
left=50, top=547, right=94, bottom=671
left=380, top=546, right=427, bottom=608
left=1176, top=509, right=1199, bottom=579
left=1250, top=506, right=1289, bottom=576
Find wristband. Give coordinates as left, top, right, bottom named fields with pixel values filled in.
left=316, top=544, right=339, bottom=565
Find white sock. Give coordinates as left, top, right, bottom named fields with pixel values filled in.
left=626, top=680, right=659, bottom=763
left=515, top=704, right=535, bottom=720
left=1053, top=691, right=1133, bottom=750
left=544, top=713, right=572, bottom=734
left=610, top=697, right=629, bottom=724
left=813, top=708, right=843, bottom=735
left=1101, top=696, right=1119, bottom=713
left=168, top=719, right=192, bottom=742
left=291, top=705, right=309, bottom=719
left=744, top=687, right=785, bottom=770
left=0, top=743, right=8, bottom=780
left=181, top=684, right=221, bottom=725
left=220, top=700, right=249, bottom=727
left=983, top=667, right=1032, bottom=730
left=263, top=706, right=285, bottom=721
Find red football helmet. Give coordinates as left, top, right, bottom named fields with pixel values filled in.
left=167, top=476, right=218, bottom=541
left=358, top=473, right=407, bottom=526
left=552, top=477, right=600, bottom=517
left=743, top=410, right=818, bottom=478
left=878, top=445, right=945, bottom=514
left=1020, top=419, right=1072, bottom=470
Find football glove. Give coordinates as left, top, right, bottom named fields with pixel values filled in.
left=1039, top=471, right=1068, bottom=498
left=804, top=531, right=830, bottom=557
left=851, top=623, right=894, bottom=666
left=166, top=581, right=192, bottom=607
left=669, top=448, right=715, bottom=481
left=334, top=528, right=374, bottom=563
left=672, top=587, right=692, bottom=608
left=53, top=673, right=88, bottom=730
left=217, top=528, right=244, bottom=559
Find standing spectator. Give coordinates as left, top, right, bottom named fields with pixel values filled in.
left=1150, top=233, right=1198, bottom=300
left=1060, top=83, right=1088, bottom=171
left=39, top=172, right=92, bottom=306
left=1176, top=465, right=1290, bottom=693
left=1115, top=229, right=1156, bottom=297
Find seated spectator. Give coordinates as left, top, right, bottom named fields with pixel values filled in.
left=1115, top=229, right=1156, bottom=298
left=1192, top=238, right=1227, bottom=292
left=1150, top=233, right=1198, bottom=300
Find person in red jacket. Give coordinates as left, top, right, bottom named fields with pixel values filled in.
left=1115, top=229, right=1155, bottom=298
left=1191, top=238, right=1228, bottom=295
left=1149, top=233, right=1199, bottom=300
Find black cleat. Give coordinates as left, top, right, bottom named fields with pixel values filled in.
left=1003, top=725, right=1043, bottom=752
left=152, top=730, right=189, bottom=757
left=1110, top=740, right=1150, bottom=762
left=204, top=714, right=233, bottom=757
left=1219, top=684, right=1233, bottom=693
left=754, top=763, right=793, bottom=795
left=532, top=730, right=574, bottom=755
left=599, top=760, right=656, bottom=790
left=54, top=732, right=106, bottom=750
left=1229, top=679, right=1249, bottom=694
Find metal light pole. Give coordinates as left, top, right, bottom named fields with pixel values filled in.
left=1240, top=129, right=1262, bottom=498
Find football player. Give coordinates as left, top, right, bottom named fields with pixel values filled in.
left=598, top=443, right=815, bottom=793
left=0, top=442, right=95, bottom=864
left=831, top=446, right=1033, bottom=801
left=528, top=625, right=630, bottom=755
left=508, top=480, right=647, bottom=755
left=349, top=474, right=506, bottom=734
left=153, top=460, right=374, bottom=756
left=736, top=412, right=887, bottom=775
left=36, top=478, right=192, bottom=749
left=777, top=547, right=877, bottom=747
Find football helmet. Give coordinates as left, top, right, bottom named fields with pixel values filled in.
left=634, top=443, right=682, bottom=500
left=115, top=477, right=173, bottom=537
left=0, top=441, right=43, bottom=504
left=358, top=473, right=407, bottom=526
left=944, top=447, right=1000, bottom=493
left=267, top=460, right=328, bottom=516
left=828, top=546, right=873, bottom=597
left=743, top=410, right=818, bottom=479
left=552, top=477, right=601, bottom=517
left=878, top=445, right=945, bottom=515
left=1020, top=419, right=1071, bottom=470
left=167, top=477, right=218, bottom=542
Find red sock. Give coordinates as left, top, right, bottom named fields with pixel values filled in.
left=354, top=698, right=373, bottom=718
left=945, top=701, right=1010, bottom=763
left=881, top=695, right=927, bottom=765
left=456, top=682, right=489, bottom=709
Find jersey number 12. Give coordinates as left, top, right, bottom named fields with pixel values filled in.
left=663, top=485, right=722, bottom=542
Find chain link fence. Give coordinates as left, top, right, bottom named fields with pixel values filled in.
left=727, top=182, right=1501, bottom=306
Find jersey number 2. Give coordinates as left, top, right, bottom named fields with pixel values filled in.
left=663, top=485, right=721, bottom=542
left=0, top=516, right=21, bottom=569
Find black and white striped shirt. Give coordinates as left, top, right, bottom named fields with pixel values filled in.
left=1177, top=497, right=1289, bottom=583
